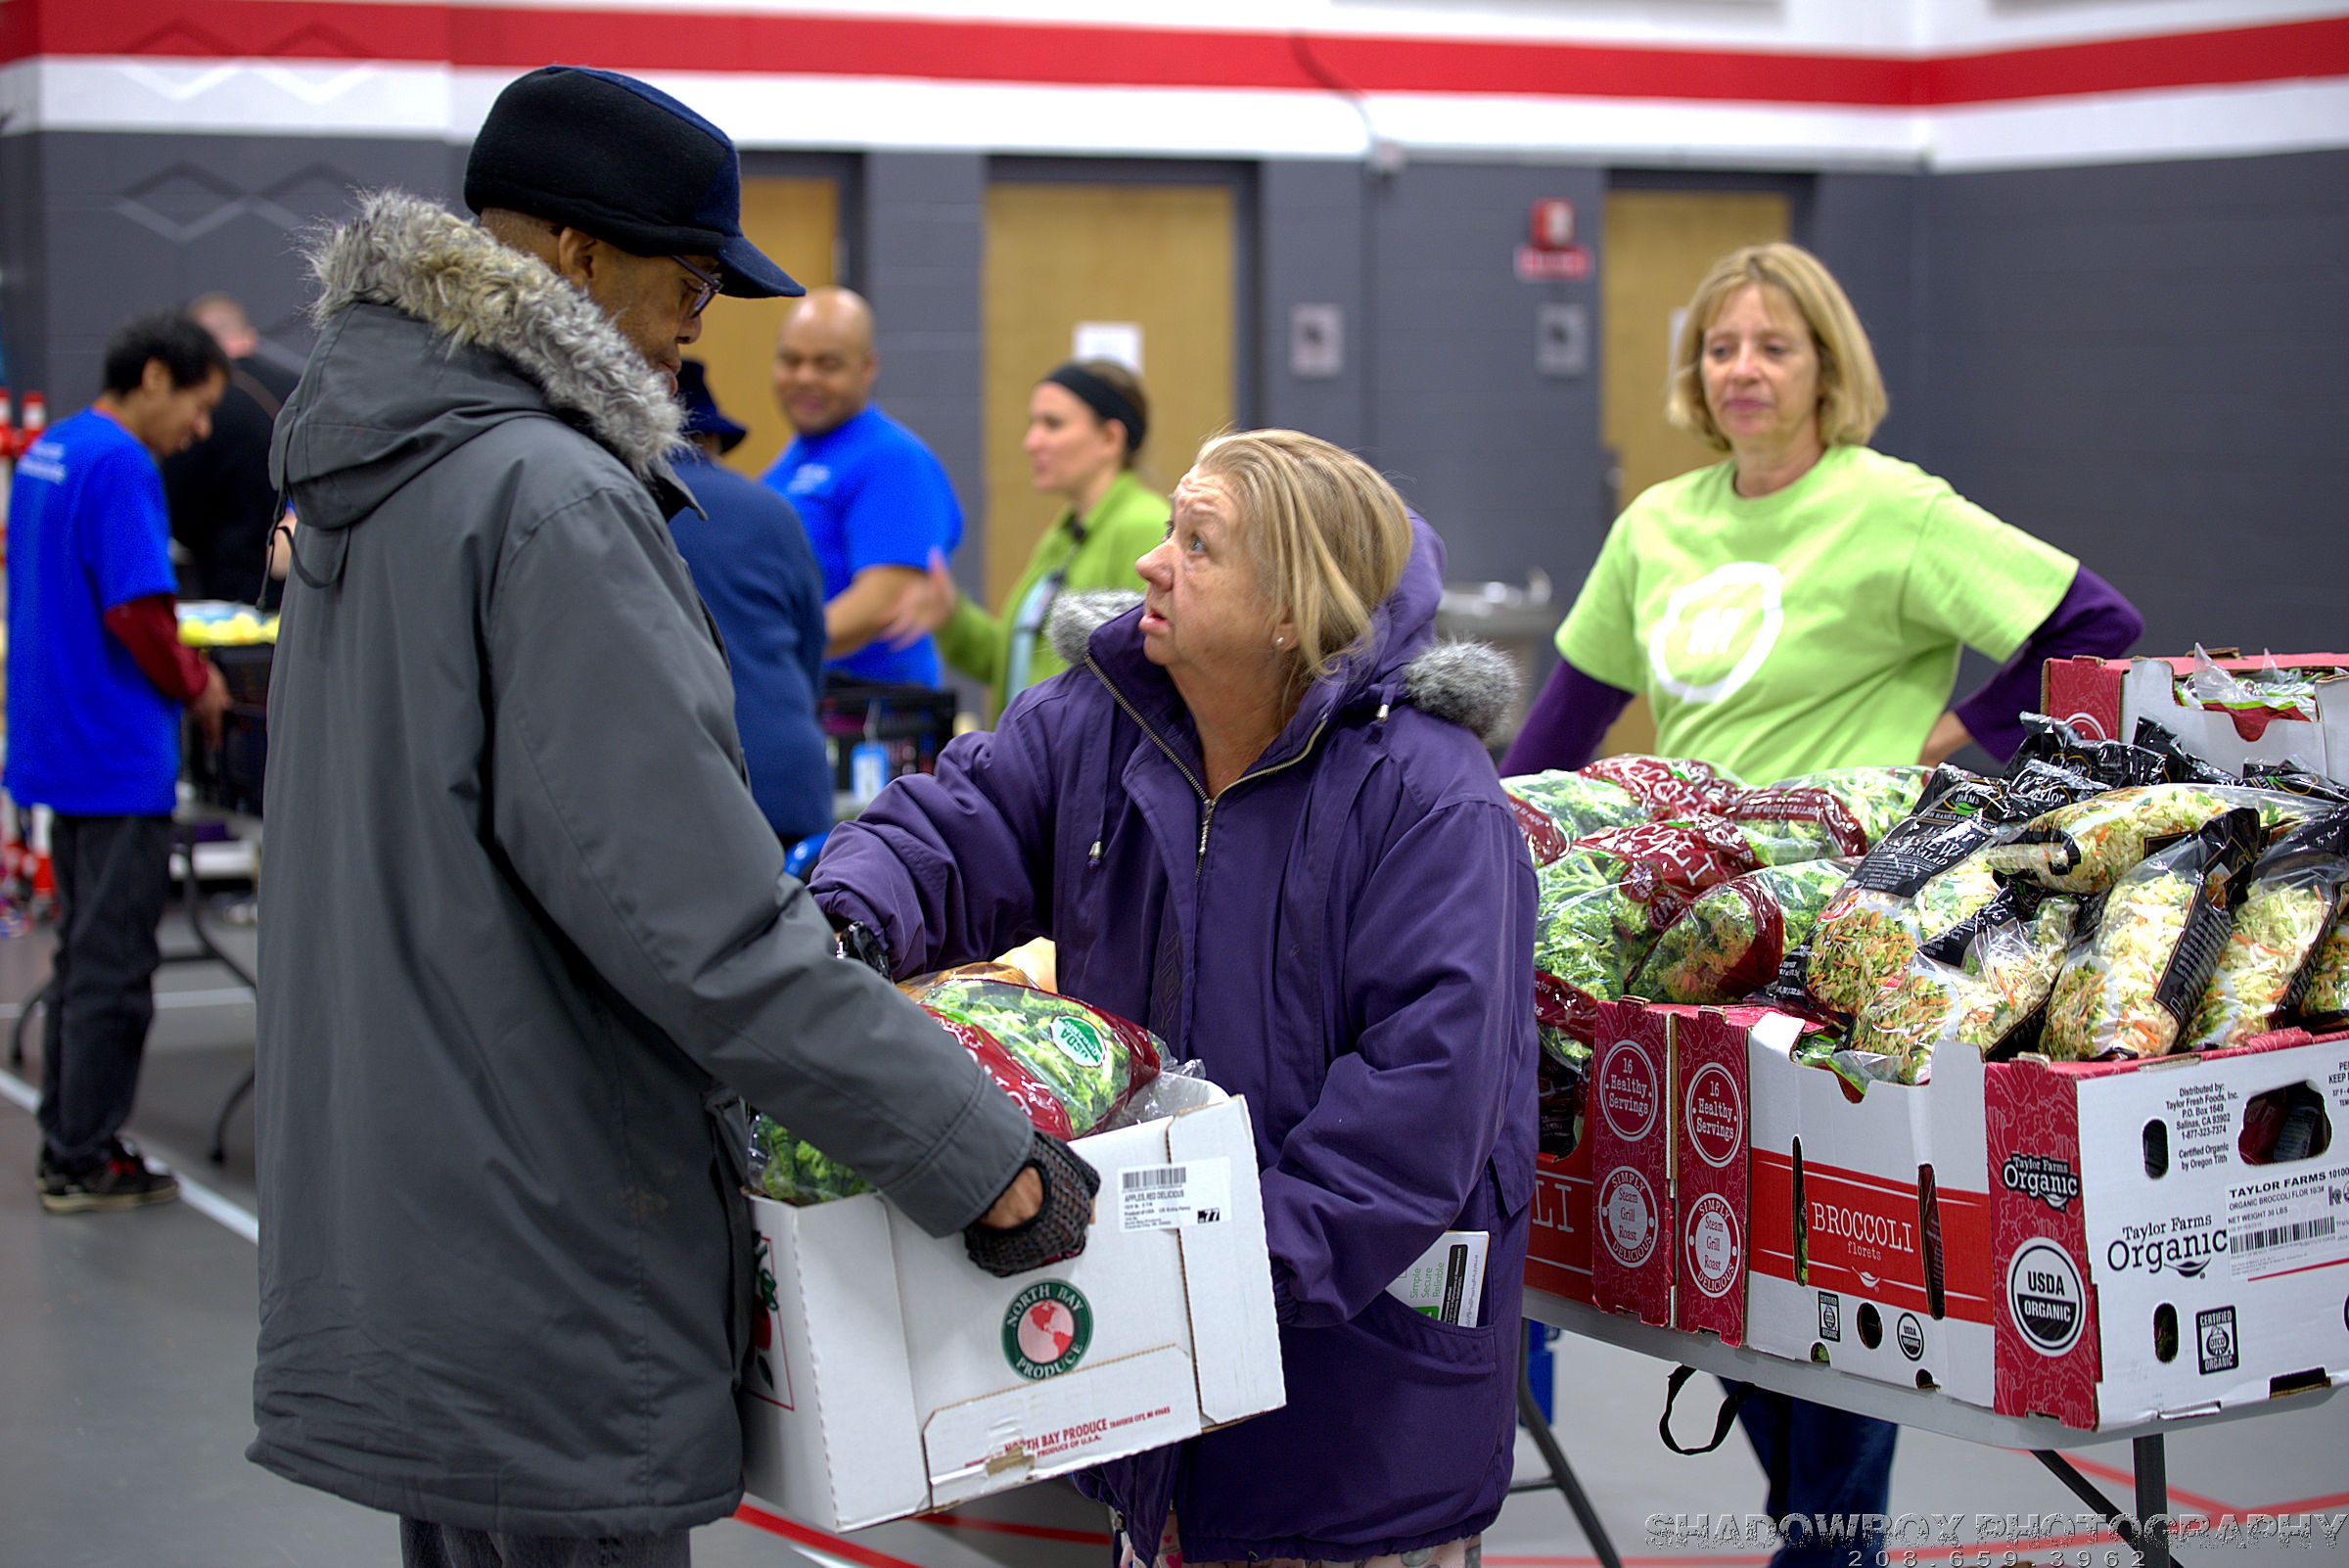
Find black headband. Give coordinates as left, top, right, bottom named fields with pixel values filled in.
left=1042, top=363, right=1145, bottom=455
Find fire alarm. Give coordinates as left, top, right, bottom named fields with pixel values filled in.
left=1529, top=199, right=1576, bottom=251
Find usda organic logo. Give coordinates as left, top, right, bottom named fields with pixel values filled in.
left=1002, top=1280, right=1093, bottom=1380
left=1050, top=1015, right=1107, bottom=1069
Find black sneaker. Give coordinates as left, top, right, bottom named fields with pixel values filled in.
left=37, top=1137, right=181, bottom=1214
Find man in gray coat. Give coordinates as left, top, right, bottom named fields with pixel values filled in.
left=252, top=68, right=1094, bottom=1568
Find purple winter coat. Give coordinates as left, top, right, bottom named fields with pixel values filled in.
left=810, top=519, right=1540, bottom=1562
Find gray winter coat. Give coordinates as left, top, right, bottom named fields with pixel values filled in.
left=249, top=192, right=1034, bottom=1536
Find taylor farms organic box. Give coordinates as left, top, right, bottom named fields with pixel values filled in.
left=739, top=1077, right=1284, bottom=1530
left=1986, top=1028, right=2349, bottom=1431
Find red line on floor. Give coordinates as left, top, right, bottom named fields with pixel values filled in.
left=2046, top=1452, right=2233, bottom=1518
left=733, top=1504, right=929, bottom=1568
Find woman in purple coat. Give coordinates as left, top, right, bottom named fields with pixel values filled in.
left=810, top=430, right=1539, bottom=1566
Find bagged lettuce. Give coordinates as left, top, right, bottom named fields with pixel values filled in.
left=1844, top=889, right=2078, bottom=1083
left=2042, top=808, right=2265, bottom=1060
left=2185, top=807, right=2349, bottom=1048
left=1631, top=858, right=1852, bottom=1004
left=1985, top=783, right=2313, bottom=895
left=1714, top=767, right=1929, bottom=864
left=751, top=978, right=1163, bottom=1205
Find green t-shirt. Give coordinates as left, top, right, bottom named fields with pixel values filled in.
left=1555, top=444, right=2075, bottom=783
left=939, top=469, right=1170, bottom=719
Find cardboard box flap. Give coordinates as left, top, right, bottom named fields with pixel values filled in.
left=740, top=1193, right=932, bottom=1530
left=1167, top=1096, right=1285, bottom=1425
left=922, top=1345, right=1204, bottom=1508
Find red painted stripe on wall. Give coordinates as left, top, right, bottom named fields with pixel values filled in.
left=4, top=1, right=2347, bottom=109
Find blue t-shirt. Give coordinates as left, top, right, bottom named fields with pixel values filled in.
left=668, top=452, right=833, bottom=844
left=760, top=404, right=962, bottom=687
left=4, top=409, right=181, bottom=815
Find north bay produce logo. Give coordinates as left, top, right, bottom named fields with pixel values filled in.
left=1002, top=1280, right=1094, bottom=1381
left=1646, top=561, right=1784, bottom=705
left=1050, top=1016, right=1107, bottom=1069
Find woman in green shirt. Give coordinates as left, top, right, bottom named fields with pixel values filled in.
left=889, top=359, right=1170, bottom=718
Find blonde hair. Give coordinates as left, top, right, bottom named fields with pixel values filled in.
left=1666, top=242, right=1888, bottom=451
left=1191, top=429, right=1412, bottom=687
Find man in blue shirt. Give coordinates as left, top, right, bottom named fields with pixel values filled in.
left=667, top=360, right=832, bottom=846
left=760, top=286, right=962, bottom=687
left=7, top=309, right=232, bottom=1213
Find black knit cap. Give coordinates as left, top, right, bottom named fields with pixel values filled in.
left=465, top=65, right=802, bottom=300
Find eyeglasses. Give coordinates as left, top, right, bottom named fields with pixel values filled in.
left=670, top=254, right=722, bottom=318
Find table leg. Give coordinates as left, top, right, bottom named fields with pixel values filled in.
left=9, top=974, right=53, bottom=1070
left=2031, top=1451, right=2148, bottom=1559
left=174, top=823, right=258, bottom=1164
left=2133, top=1435, right=2172, bottom=1568
left=1513, top=1323, right=1626, bottom=1568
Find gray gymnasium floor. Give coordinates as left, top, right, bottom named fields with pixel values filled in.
left=4, top=906, right=2345, bottom=1568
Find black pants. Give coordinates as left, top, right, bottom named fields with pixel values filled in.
left=400, top=1519, right=691, bottom=1568
left=36, top=814, right=172, bottom=1171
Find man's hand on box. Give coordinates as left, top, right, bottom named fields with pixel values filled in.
left=964, top=1131, right=1099, bottom=1278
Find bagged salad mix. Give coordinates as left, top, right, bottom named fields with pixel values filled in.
left=1631, top=857, right=1852, bottom=1005
left=1843, top=888, right=2078, bottom=1083
left=2041, top=808, right=2266, bottom=1060
left=2177, top=645, right=2327, bottom=722
left=2299, top=923, right=2349, bottom=1024
left=751, top=976, right=1163, bottom=1205
left=2184, top=807, right=2349, bottom=1048
left=1789, top=762, right=2096, bottom=1018
left=1984, top=783, right=2313, bottom=895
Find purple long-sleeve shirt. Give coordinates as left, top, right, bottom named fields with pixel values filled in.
left=1499, top=565, right=2142, bottom=775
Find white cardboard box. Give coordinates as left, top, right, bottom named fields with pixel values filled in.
left=738, top=1077, right=1285, bottom=1530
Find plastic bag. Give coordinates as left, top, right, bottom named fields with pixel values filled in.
left=2009, top=715, right=2169, bottom=790
left=1504, top=789, right=1580, bottom=867
left=2184, top=807, right=2349, bottom=1048
left=1713, top=767, right=1929, bottom=863
left=1844, top=889, right=2079, bottom=1084
left=2128, top=718, right=2240, bottom=787
left=1579, top=755, right=1745, bottom=818
left=1502, top=770, right=1652, bottom=846
left=1631, top=858, right=1852, bottom=1005
left=1985, top=783, right=2313, bottom=895
left=2303, top=923, right=2349, bottom=1024
left=2042, top=808, right=2266, bottom=1060
left=751, top=978, right=1164, bottom=1205
left=2178, top=645, right=2323, bottom=721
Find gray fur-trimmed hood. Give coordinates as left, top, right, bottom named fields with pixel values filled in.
left=274, top=189, right=684, bottom=530
left=1047, top=589, right=1521, bottom=741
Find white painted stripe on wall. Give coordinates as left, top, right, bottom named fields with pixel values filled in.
left=8, top=57, right=2346, bottom=170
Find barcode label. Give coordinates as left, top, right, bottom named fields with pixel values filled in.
left=2235, top=1216, right=2334, bottom=1254
left=1117, top=1157, right=1232, bottom=1232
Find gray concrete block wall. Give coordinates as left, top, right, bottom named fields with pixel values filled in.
left=856, top=152, right=989, bottom=600
left=1806, top=171, right=1925, bottom=464
left=1908, top=150, right=2349, bottom=658
left=0, top=132, right=457, bottom=408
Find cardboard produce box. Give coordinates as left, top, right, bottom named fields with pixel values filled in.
left=738, top=1076, right=1284, bottom=1530
left=1526, top=1135, right=1596, bottom=1307
left=1590, top=1003, right=1675, bottom=1325
left=1987, top=1028, right=2349, bottom=1431
left=2041, top=653, right=2349, bottom=774
left=1746, top=1027, right=2000, bottom=1407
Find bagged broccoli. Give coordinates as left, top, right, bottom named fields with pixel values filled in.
left=2184, top=807, right=2349, bottom=1048
left=2042, top=808, right=2266, bottom=1060
left=1844, top=889, right=2079, bottom=1084
left=1502, top=770, right=1652, bottom=845
left=751, top=979, right=1162, bottom=1205
left=1789, top=763, right=2095, bottom=1018
left=1715, top=767, right=1929, bottom=863
left=1580, top=755, right=1745, bottom=818
left=1631, top=858, right=1852, bottom=1004
left=1985, top=783, right=2313, bottom=895
left=1504, top=789, right=1578, bottom=866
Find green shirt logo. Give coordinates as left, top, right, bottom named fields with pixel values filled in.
left=1050, top=1015, right=1107, bottom=1068
left=1646, top=561, right=1784, bottom=705
left=1002, top=1280, right=1094, bottom=1380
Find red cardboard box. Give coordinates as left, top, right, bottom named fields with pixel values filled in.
left=1590, top=1001, right=1674, bottom=1324
left=1987, top=1029, right=2349, bottom=1431
left=1525, top=1138, right=1595, bottom=1307
left=2041, top=653, right=2349, bottom=774
left=1673, top=1006, right=1760, bottom=1344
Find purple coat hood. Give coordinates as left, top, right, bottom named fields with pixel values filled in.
left=811, top=518, right=1539, bottom=1561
